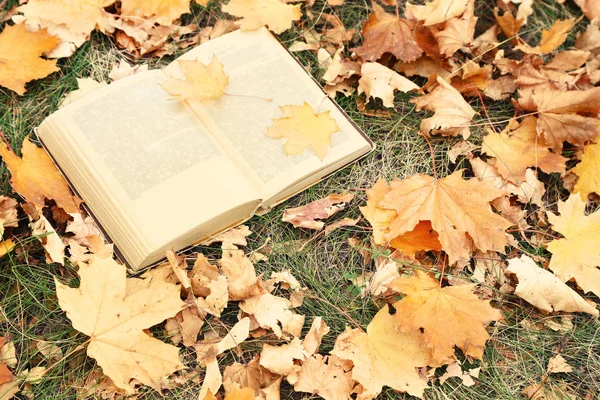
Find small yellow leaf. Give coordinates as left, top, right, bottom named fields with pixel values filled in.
left=572, top=141, right=600, bottom=200
left=0, top=136, right=81, bottom=213
left=161, top=56, right=229, bottom=102
left=121, top=0, right=191, bottom=25
left=222, top=0, right=301, bottom=34
left=0, top=24, right=59, bottom=95
left=266, top=102, right=340, bottom=160
left=516, top=18, right=579, bottom=54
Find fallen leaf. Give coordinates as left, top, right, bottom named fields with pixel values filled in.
left=223, top=355, right=280, bottom=399
left=389, top=221, right=442, bottom=259
left=282, top=193, right=354, bottom=230
left=0, top=136, right=81, bottom=213
left=0, top=196, right=18, bottom=236
left=406, top=0, right=470, bottom=26
left=481, top=116, right=567, bottom=183
left=239, top=292, right=304, bottom=338
left=516, top=18, right=579, bottom=54
left=433, top=0, right=477, bottom=57
left=55, top=256, right=186, bottom=393
left=292, top=355, right=353, bottom=400
left=331, top=304, right=434, bottom=399
left=120, top=0, right=191, bottom=26
left=572, top=142, right=600, bottom=200
left=547, top=354, right=573, bottom=374
left=196, top=275, right=229, bottom=317
left=364, top=261, right=400, bottom=297
left=547, top=195, right=600, bottom=297
left=161, top=56, right=228, bottom=102
left=0, top=338, right=14, bottom=387
left=439, top=362, right=479, bottom=387
left=506, top=255, right=598, bottom=316
left=198, top=349, right=222, bottom=400
left=35, top=340, right=62, bottom=363
left=390, top=270, right=503, bottom=363
left=259, top=337, right=307, bottom=375
left=354, top=2, right=422, bottom=62
left=108, top=60, right=149, bottom=82
left=266, top=102, right=341, bottom=160
left=379, top=170, right=512, bottom=264
left=302, top=317, right=330, bottom=355
left=411, top=76, right=476, bottom=138
left=219, top=243, right=264, bottom=300
left=59, top=77, right=107, bottom=108
left=31, top=214, right=65, bottom=265
left=0, top=24, right=59, bottom=95
left=523, top=382, right=576, bottom=400
left=448, top=140, right=477, bottom=163
left=0, top=239, right=15, bottom=259
left=205, top=225, right=252, bottom=246
left=222, top=0, right=301, bottom=34
left=358, top=62, right=419, bottom=108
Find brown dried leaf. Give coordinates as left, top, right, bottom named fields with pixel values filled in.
left=282, top=193, right=354, bottom=230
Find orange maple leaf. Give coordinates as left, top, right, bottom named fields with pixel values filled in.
left=0, top=136, right=81, bottom=213
left=378, top=170, right=512, bottom=264
left=390, top=270, right=503, bottom=363
left=354, top=2, right=422, bottom=63
left=0, top=24, right=59, bottom=95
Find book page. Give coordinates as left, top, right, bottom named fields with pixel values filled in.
left=163, top=29, right=372, bottom=202
left=40, top=70, right=261, bottom=264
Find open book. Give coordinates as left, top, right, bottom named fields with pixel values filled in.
left=38, top=28, right=373, bottom=271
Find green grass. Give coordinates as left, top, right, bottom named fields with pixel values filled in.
left=1, top=0, right=598, bottom=399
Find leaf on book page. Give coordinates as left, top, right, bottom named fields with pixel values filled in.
left=55, top=256, right=186, bottom=393
left=222, top=0, right=302, bottom=35
left=0, top=24, right=59, bottom=95
left=282, top=193, right=354, bottom=230
left=0, top=135, right=81, bottom=213
left=120, top=0, right=191, bottom=26
left=161, top=56, right=229, bottom=102
left=266, top=102, right=340, bottom=160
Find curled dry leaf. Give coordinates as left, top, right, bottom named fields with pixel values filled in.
left=222, top=0, right=301, bottom=34
left=120, top=0, right=191, bottom=26
left=219, top=243, right=264, bottom=300
left=572, top=142, right=600, bottom=200
left=378, top=170, right=512, bottom=264
left=331, top=304, right=434, bottom=399
left=302, top=317, right=330, bottom=355
left=205, top=225, right=252, bottom=247
left=161, top=56, right=229, bottom=102
left=406, top=0, right=470, bottom=26
left=506, top=255, right=598, bottom=316
left=0, top=135, right=81, bottom=213
left=547, top=195, right=600, bottom=297
left=0, top=24, right=59, bottom=95
left=390, top=270, right=503, bottom=364
left=411, top=76, right=476, bottom=139
left=0, top=196, right=18, bottom=236
left=55, top=256, right=186, bottom=393
left=354, top=2, right=422, bottom=63
left=282, top=193, right=354, bottom=230
left=481, top=116, right=567, bottom=183
left=31, top=214, right=65, bottom=265
left=266, top=102, right=341, bottom=160
left=358, top=62, right=419, bottom=108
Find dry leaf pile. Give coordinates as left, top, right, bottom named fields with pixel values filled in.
left=1, top=0, right=600, bottom=399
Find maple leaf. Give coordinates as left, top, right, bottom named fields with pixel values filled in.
left=161, top=56, right=229, bottom=102
left=239, top=292, right=304, bottom=338
left=547, top=195, right=600, bottom=297
left=354, top=2, right=422, bottom=63
left=0, top=24, right=59, bottom=95
left=121, top=0, right=191, bottom=26
left=506, top=255, right=598, bottom=316
left=221, top=0, right=301, bottom=35
left=378, top=170, right=512, bottom=264
left=358, top=62, right=419, bottom=108
left=411, top=76, right=476, bottom=139
left=433, top=0, right=477, bottom=57
left=292, top=355, right=354, bottom=400
left=302, top=317, right=330, bottom=356
left=219, top=243, right=264, bottom=301
left=223, top=355, right=280, bottom=398
left=0, top=136, right=81, bottom=213
left=17, top=0, right=115, bottom=37
left=390, top=270, right=502, bottom=363
left=406, top=0, right=470, bottom=26
left=389, top=221, right=442, bottom=259
left=516, top=18, right=579, bottom=55
left=481, top=116, right=567, bottom=183
left=55, top=256, right=186, bottom=393
left=572, top=141, right=600, bottom=200
left=266, top=102, right=340, bottom=160
left=259, top=337, right=307, bottom=376
left=282, top=193, right=354, bottom=230
left=331, top=304, right=434, bottom=399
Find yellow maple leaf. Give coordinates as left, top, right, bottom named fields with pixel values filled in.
left=572, top=141, right=600, bottom=200
left=18, top=0, right=115, bottom=37
left=121, top=0, right=191, bottom=26
left=55, top=256, right=186, bottom=393
left=0, top=24, right=59, bottom=95
left=161, top=56, right=229, bottom=102
left=378, top=170, right=513, bottom=264
left=0, top=135, right=81, bottom=213
left=516, top=18, right=579, bottom=54
left=222, top=0, right=302, bottom=35
left=331, top=304, right=434, bottom=399
left=293, top=355, right=354, bottom=400
left=390, top=270, right=502, bottom=364
left=411, top=76, right=476, bottom=139
left=406, top=0, right=470, bottom=26
left=266, top=102, right=340, bottom=160
left=481, top=116, right=567, bottom=184
left=547, top=195, right=600, bottom=297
